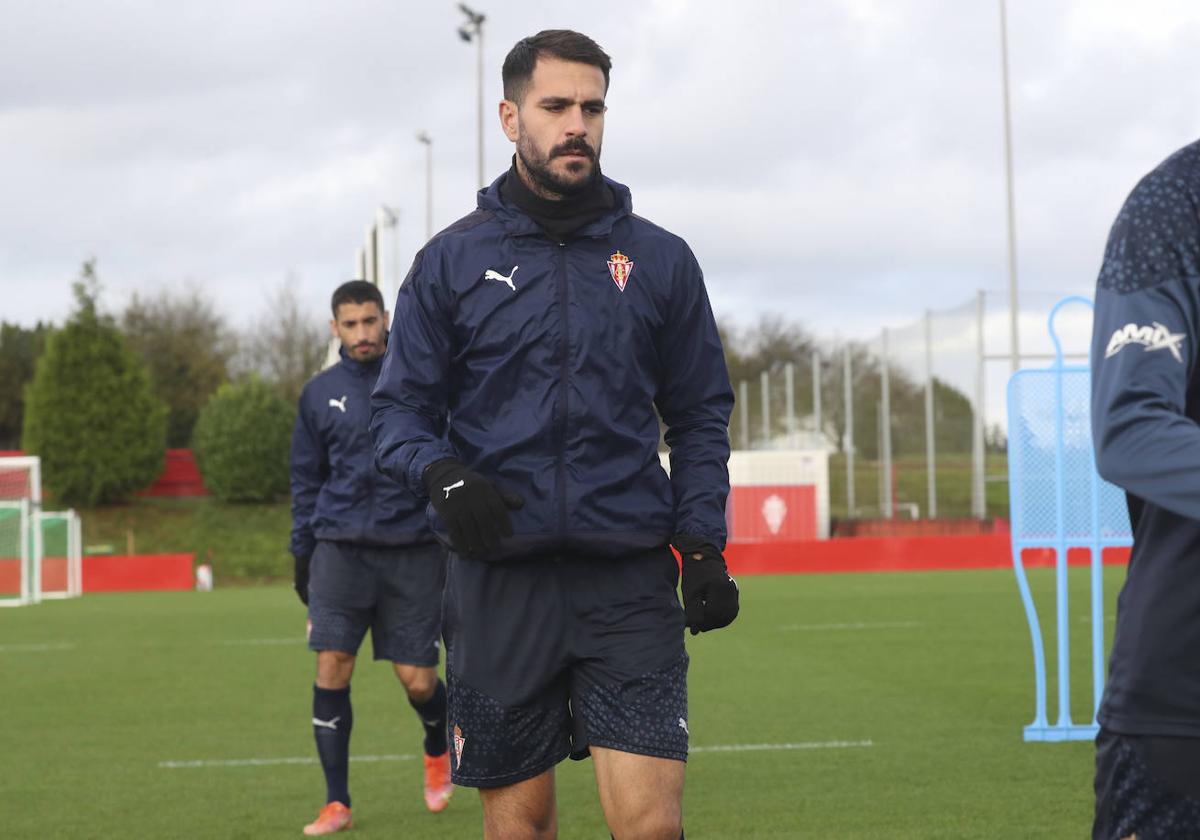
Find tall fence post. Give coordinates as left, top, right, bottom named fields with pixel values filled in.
left=924, top=310, right=937, bottom=519
left=881, top=328, right=894, bottom=519
left=973, top=290, right=987, bottom=518
left=844, top=346, right=855, bottom=516
left=739, top=380, right=750, bottom=450
left=785, top=362, right=796, bottom=447
left=761, top=371, right=771, bottom=445
left=812, top=353, right=822, bottom=445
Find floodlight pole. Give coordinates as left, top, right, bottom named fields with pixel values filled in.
left=416, top=132, right=433, bottom=241
left=458, top=5, right=487, bottom=189
left=999, top=0, right=1020, bottom=373
left=379, top=204, right=399, bottom=302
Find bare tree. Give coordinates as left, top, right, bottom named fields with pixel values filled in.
left=122, top=287, right=237, bottom=446
left=234, top=278, right=327, bottom=406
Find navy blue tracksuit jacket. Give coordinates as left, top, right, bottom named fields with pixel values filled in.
left=1091, top=138, right=1200, bottom=736
left=370, top=174, right=734, bottom=561
left=290, top=348, right=431, bottom=561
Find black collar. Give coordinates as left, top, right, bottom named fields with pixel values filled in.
left=499, top=158, right=615, bottom=242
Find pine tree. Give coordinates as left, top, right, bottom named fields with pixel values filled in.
left=22, top=261, right=167, bottom=505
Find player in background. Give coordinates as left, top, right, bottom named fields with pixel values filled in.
left=290, top=280, right=452, bottom=836
left=1091, top=139, right=1200, bottom=838
left=371, top=30, right=738, bottom=840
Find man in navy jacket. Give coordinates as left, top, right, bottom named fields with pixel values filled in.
left=1091, top=139, right=1200, bottom=838
left=291, top=281, right=452, bottom=835
left=372, top=30, right=737, bottom=840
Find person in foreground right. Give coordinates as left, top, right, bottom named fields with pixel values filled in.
left=1091, top=137, right=1200, bottom=839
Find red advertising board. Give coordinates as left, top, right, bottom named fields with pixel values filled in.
left=728, top=484, right=818, bottom=542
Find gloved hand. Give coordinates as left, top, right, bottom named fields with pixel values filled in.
left=423, top=458, right=525, bottom=556
left=294, top=553, right=311, bottom=606
left=673, top=534, right=739, bottom=635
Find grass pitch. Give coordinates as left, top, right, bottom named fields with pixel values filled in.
left=1, top=566, right=1116, bottom=838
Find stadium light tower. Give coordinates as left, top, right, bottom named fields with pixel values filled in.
left=457, top=3, right=486, bottom=189
left=416, top=131, right=434, bottom=241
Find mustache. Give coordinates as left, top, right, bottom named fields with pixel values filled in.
left=551, top=139, right=595, bottom=160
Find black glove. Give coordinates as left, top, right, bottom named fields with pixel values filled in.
left=293, top=554, right=311, bottom=606
left=423, top=458, right=525, bottom=556
left=674, top=534, right=739, bottom=635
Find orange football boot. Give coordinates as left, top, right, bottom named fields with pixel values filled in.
left=423, top=752, right=453, bottom=812
left=303, top=801, right=352, bottom=835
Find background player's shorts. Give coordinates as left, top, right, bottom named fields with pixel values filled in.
left=442, top=546, right=689, bottom=788
left=1094, top=728, right=1200, bottom=839
left=307, top=540, right=445, bottom=666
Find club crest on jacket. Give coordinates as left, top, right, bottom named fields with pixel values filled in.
left=607, top=251, right=633, bottom=292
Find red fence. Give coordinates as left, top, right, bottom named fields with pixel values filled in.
left=0, top=553, right=194, bottom=594
left=724, top=537, right=1130, bottom=576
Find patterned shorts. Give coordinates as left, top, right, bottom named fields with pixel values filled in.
left=1094, top=728, right=1200, bottom=839
left=307, top=540, right=445, bottom=666
left=442, top=547, right=689, bottom=788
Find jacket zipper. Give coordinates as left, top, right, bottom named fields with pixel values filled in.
left=360, top=371, right=376, bottom=542
left=556, top=241, right=569, bottom=538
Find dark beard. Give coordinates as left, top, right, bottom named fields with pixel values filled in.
left=516, top=137, right=600, bottom=198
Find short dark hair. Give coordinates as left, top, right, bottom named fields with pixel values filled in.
left=502, top=30, right=611, bottom=104
left=330, top=280, right=384, bottom=316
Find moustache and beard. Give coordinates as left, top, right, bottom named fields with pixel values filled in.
left=516, top=133, right=602, bottom=198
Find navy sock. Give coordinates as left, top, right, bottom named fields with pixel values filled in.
left=408, top=679, right=448, bottom=756
left=312, top=684, right=353, bottom=807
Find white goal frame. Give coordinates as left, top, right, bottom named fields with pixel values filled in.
left=36, top=509, right=83, bottom=600
left=0, top=456, right=45, bottom=607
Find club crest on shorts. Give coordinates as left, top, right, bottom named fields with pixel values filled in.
left=607, top=250, right=633, bottom=292
left=453, top=724, right=466, bottom=768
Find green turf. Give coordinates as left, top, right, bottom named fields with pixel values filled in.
left=0, top=566, right=1116, bottom=838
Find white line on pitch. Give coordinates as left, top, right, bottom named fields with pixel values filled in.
left=218, top=638, right=304, bottom=646
left=690, top=740, right=873, bottom=753
left=0, top=642, right=76, bottom=652
left=777, top=621, right=922, bottom=631
left=160, top=753, right=419, bottom=769
left=159, top=741, right=873, bottom=769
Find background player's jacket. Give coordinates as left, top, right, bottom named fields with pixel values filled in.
left=290, top=347, right=431, bottom=559
left=1091, top=138, right=1200, bottom=737
left=370, top=174, right=734, bottom=560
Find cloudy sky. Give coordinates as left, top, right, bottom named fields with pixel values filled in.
left=3, top=0, right=1199, bottom=374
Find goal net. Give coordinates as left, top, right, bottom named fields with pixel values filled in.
left=0, top=456, right=41, bottom=606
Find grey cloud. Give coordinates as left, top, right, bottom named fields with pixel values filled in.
left=1, top=0, right=1198, bottom=351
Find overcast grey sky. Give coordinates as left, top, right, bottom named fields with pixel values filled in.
left=2, top=0, right=1199, bottom=366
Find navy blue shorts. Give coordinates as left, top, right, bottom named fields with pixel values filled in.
left=1094, top=727, right=1200, bottom=839
left=442, top=546, right=689, bottom=789
left=307, top=540, right=445, bottom=666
